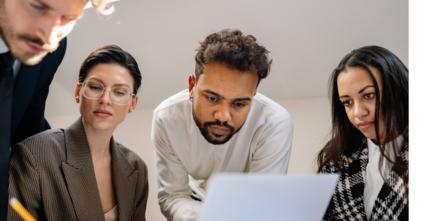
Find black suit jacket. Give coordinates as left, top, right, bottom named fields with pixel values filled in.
left=0, top=38, right=66, bottom=220
left=11, top=38, right=67, bottom=145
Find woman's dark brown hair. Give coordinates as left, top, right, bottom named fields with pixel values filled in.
left=317, top=45, right=408, bottom=186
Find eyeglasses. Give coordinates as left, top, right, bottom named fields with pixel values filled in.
left=80, top=80, right=134, bottom=105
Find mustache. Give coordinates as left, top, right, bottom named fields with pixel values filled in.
left=203, top=120, right=235, bottom=131
left=17, top=34, right=56, bottom=52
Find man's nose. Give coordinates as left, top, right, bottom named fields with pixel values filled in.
left=213, top=103, right=232, bottom=123
left=38, top=15, right=63, bottom=49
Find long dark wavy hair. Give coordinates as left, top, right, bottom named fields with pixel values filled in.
left=317, top=45, right=408, bottom=186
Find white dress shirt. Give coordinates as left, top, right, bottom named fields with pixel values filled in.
left=0, top=37, right=20, bottom=77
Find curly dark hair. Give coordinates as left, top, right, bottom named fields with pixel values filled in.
left=78, top=45, right=142, bottom=94
left=194, top=29, right=271, bottom=84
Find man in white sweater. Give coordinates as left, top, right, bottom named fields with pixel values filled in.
left=151, top=29, right=293, bottom=221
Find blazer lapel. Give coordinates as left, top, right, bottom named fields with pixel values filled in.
left=111, top=140, right=138, bottom=221
left=61, top=119, right=105, bottom=221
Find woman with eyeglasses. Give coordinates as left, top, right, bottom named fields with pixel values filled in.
left=8, top=45, right=148, bottom=221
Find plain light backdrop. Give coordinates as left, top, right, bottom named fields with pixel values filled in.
left=44, top=1, right=408, bottom=220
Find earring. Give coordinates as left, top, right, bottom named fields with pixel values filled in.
left=189, top=96, right=193, bottom=101
left=75, top=96, right=80, bottom=103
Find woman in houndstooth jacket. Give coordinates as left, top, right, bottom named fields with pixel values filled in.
left=318, top=45, right=408, bottom=221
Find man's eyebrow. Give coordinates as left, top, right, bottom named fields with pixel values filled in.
left=202, top=89, right=253, bottom=101
left=202, top=89, right=223, bottom=99
left=233, top=97, right=252, bottom=102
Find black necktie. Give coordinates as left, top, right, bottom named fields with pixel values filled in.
left=0, top=51, right=14, bottom=220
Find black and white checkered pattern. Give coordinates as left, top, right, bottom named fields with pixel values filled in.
left=321, top=140, right=408, bottom=221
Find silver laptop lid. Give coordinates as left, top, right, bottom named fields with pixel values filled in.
left=197, top=173, right=338, bottom=221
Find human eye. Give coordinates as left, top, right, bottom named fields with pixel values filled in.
left=29, top=1, right=47, bottom=13
left=232, top=100, right=248, bottom=109
left=340, top=99, right=353, bottom=108
left=206, top=94, right=219, bottom=103
left=87, top=83, right=103, bottom=92
left=363, top=92, right=376, bottom=100
left=113, top=88, right=129, bottom=97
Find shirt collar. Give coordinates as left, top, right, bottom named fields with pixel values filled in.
left=367, top=134, right=404, bottom=159
left=0, top=37, right=9, bottom=54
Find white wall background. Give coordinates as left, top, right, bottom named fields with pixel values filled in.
left=51, top=0, right=408, bottom=115
left=42, top=0, right=408, bottom=220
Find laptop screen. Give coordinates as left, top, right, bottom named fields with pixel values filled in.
left=197, top=173, right=338, bottom=221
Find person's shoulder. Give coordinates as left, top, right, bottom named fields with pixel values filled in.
left=18, top=128, right=64, bottom=149
left=252, top=93, right=292, bottom=122
left=13, top=128, right=65, bottom=163
left=153, top=89, right=190, bottom=120
left=154, top=89, right=189, bottom=112
left=318, top=153, right=338, bottom=173
left=114, top=143, right=148, bottom=171
left=319, top=142, right=366, bottom=173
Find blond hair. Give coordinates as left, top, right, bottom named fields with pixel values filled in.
left=90, top=0, right=118, bottom=15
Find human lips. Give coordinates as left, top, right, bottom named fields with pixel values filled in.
left=93, top=109, right=112, bottom=117
left=26, top=41, right=47, bottom=54
left=357, top=121, right=373, bottom=129
left=26, top=41, right=45, bottom=54
left=208, top=125, right=230, bottom=136
left=22, top=35, right=57, bottom=54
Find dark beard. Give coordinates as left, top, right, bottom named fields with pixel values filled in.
left=192, top=112, right=239, bottom=145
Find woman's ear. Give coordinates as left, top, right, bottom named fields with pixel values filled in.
left=75, top=83, right=81, bottom=103
left=129, top=95, right=139, bottom=113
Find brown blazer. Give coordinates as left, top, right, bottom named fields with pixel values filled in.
left=7, top=119, right=148, bottom=221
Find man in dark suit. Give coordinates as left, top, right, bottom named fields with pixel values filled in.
left=0, top=0, right=118, bottom=219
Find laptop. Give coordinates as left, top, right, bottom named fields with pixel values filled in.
left=197, top=173, right=338, bottom=221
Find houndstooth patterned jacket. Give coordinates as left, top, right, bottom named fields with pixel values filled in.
left=321, top=140, right=408, bottom=221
